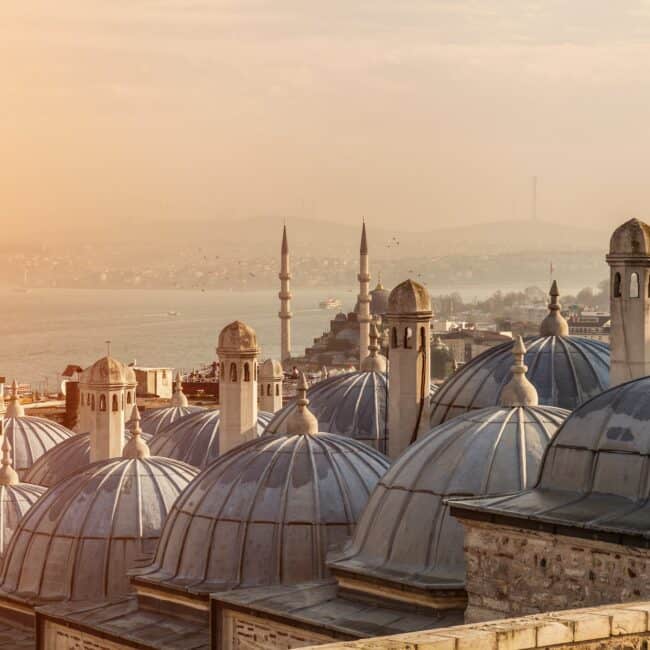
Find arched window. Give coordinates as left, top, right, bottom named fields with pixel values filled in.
left=244, top=363, right=251, bottom=382
left=112, top=394, right=119, bottom=412
left=229, top=363, right=237, bottom=382
left=630, top=272, right=640, bottom=298
left=91, top=395, right=95, bottom=411
left=391, top=327, right=399, bottom=348
left=275, top=384, right=280, bottom=396
left=404, top=327, right=413, bottom=349
left=87, top=393, right=91, bottom=406
left=614, top=272, right=622, bottom=298
left=266, top=384, right=271, bottom=396
left=99, top=395, right=107, bottom=412
left=127, top=391, right=132, bottom=404
left=420, top=327, right=427, bottom=352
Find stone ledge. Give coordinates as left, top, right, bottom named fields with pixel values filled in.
left=302, top=601, right=650, bottom=649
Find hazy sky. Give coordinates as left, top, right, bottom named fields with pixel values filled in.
left=4, top=1, right=650, bottom=236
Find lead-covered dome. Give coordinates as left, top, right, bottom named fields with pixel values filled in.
left=135, top=405, right=205, bottom=436
left=81, top=356, right=128, bottom=386
left=0, top=455, right=198, bottom=604
left=134, top=431, right=390, bottom=596
left=148, top=409, right=272, bottom=469
left=264, top=371, right=388, bottom=453
left=609, top=217, right=650, bottom=256
left=217, top=320, right=259, bottom=352
left=329, top=402, right=568, bottom=591
left=387, top=279, right=431, bottom=314
left=430, top=335, right=609, bottom=426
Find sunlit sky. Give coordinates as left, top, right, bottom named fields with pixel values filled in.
left=4, top=1, right=650, bottom=237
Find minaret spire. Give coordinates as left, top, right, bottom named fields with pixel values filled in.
left=5, top=380, right=25, bottom=418
left=539, top=280, right=569, bottom=337
left=500, top=337, right=539, bottom=407
left=358, top=220, right=371, bottom=365
left=279, top=224, right=292, bottom=364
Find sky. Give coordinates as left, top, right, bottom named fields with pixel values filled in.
left=4, top=1, right=650, bottom=238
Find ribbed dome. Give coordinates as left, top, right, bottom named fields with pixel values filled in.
left=134, top=405, right=206, bottom=436
left=329, top=404, right=568, bottom=590
left=0, top=456, right=198, bottom=604
left=81, top=356, right=128, bottom=386
left=370, top=282, right=390, bottom=316
left=264, top=372, right=389, bottom=453
left=134, top=432, right=390, bottom=595
left=148, top=410, right=272, bottom=469
left=387, top=279, right=431, bottom=314
left=430, top=336, right=609, bottom=427
left=1, top=416, right=74, bottom=478
left=609, top=217, right=650, bottom=255
left=0, top=483, right=45, bottom=557
left=24, top=430, right=152, bottom=488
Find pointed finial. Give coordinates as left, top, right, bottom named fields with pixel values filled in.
left=170, top=372, right=189, bottom=407
left=0, top=426, right=19, bottom=486
left=122, top=406, right=150, bottom=459
left=105, top=340, right=112, bottom=357
left=286, top=373, right=319, bottom=435
left=5, top=380, right=25, bottom=418
left=500, top=337, right=539, bottom=407
left=375, top=271, right=384, bottom=291
left=281, top=225, right=289, bottom=255
left=539, top=281, right=569, bottom=336
left=361, top=321, right=388, bottom=372
left=360, top=221, right=368, bottom=255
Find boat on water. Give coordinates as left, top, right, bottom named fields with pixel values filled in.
left=167, top=310, right=180, bottom=316
left=319, top=297, right=342, bottom=310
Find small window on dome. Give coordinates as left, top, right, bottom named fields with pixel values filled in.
left=91, top=395, right=95, bottom=411
left=614, top=272, right=622, bottom=298
left=420, top=326, right=426, bottom=352
left=244, top=363, right=251, bottom=382
left=99, top=395, right=106, bottom=412
left=127, top=391, right=132, bottom=405
left=630, top=272, right=640, bottom=298
left=391, top=327, right=399, bottom=348
left=229, top=363, right=237, bottom=382
left=112, top=394, right=119, bottom=412
left=275, top=384, right=280, bottom=396
left=266, top=384, right=271, bottom=396
left=404, top=327, right=413, bottom=349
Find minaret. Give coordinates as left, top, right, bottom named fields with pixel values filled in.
left=607, top=218, right=650, bottom=385
left=500, top=337, right=538, bottom=407
left=259, top=359, right=284, bottom=413
left=539, top=280, right=569, bottom=337
left=286, top=373, right=318, bottom=435
left=170, top=372, right=189, bottom=407
left=386, top=279, right=432, bottom=459
left=5, top=381, right=25, bottom=418
left=279, top=225, right=292, bottom=364
left=361, top=320, right=387, bottom=373
left=217, top=320, right=260, bottom=453
left=358, top=221, right=371, bottom=365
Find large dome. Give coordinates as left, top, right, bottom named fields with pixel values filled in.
left=264, top=371, right=388, bottom=453
left=134, top=432, right=390, bottom=596
left=2, top=415, right=74, bottom=478
left=329, top=404, right=568, bottom=591
left=148, top=409, right=272, bottom=469
left=0, top=481, right=45, bottom=557
left=0, top=455, right=198, bottom=603
left=429, top=335, right=609, bottom=427
left=24, top=430, right=152, bottom=487
left=134, top=405, right=206, bottom=436
left=453, top=376, right=650, bottom=538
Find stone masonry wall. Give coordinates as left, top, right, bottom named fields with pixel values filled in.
left=463, top=520, right=650, bottom=623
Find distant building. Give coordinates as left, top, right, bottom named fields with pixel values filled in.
left=568, top=310, right=610, bottom=342
left=441, top=327, right=512, bottom=365
left=133, top=366, right=173, bottom=398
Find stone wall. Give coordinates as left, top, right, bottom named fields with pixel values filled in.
left=462, top=520, right=650, bottom=623
left=42, top=620, right=132, bottom=649
left=303, top=601, right=650, bottom=649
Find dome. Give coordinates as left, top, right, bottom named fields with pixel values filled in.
left=133, top=405, right=206, bottom=436
left=370, top=280, right=390, bottom=316
left=609, top=218, right=650, bottom=256
left=387, top=279, right=431, bottom=314
left=430, top=335, right=609, bottom=427
left=217, top=320, right=258, bottom=353
left=2, top=415, right=74, bottom=478
left=328, top=403, right=568, bottom=591
left=260, top=359, right=283, bottom=379
left=24, top=430, right=152, bottom=488
left=124, top=365, right=137, bottom=386
left=456, top=376, right=650, bottom=538
left=0, top=455, right=198, bottom=604
left=148, top=409, right=272, bottom=469
left=134, top=432, right=390, bottom=595
left=334, top=312, right=347, bottom=322
left=81, top=356, right=128, bottom=386
left=335, top=327, right=358, bottom=344
left=264, top=371, right=389, bottom=453
left=0, top=482, right=44, bottom=557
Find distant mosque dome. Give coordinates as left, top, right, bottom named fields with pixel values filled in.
left=0, top=447, right=198, bottom=603
left=329, top=340, right=568, bottom=591
left=429, top=284, right=609, bottom=427
left=334, top=312, right=347, bottom=322
left=134, top=384, right=389, bottom=596
left=354, top=277, right=390, bottom=317
left=148, top=409, right=272, bottom=469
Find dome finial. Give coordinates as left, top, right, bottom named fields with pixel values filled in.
left=361, top=320, right=388, bottom=372
left=123, top=406, right=150, bottom=459
left=0, top=426, right=19, bottom=486
left=286, top=373, right=319, bottom=435
left=375, top=271, right=384, bottom=291
left=500, top=337, right=539, bottom=407
left=539, top=280, right=569, bottom=336
left=170, top=372, right=188, bottom=407
left=5, top=380, right=25, bottom=418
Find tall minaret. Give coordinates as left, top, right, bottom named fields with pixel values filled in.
left=607, top=218, right=650, bottom=385
left=358, top=221, right=371, bottom=365
left=386, top=279, right=432, bottom=459
left=279, top=225, right=292, bottom=364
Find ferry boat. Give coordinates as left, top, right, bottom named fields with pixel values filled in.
left=319, top=297, right=342, bottom=310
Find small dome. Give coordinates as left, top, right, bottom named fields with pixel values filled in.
left=259, top=359, right=284, bottom=379
left=370, top=280, right=390, bottom=316
left=133, top=405, right=205, bottom=436
left=334, top=312, right=347, bottom=322
left=217, top=321, right=258, bottom=353
left=134, top=432, right=390, bottom=595
left=387, top=279, right=431, bottom=314
left=81, top=356, right=128, bottom=386
left=328, top=404, right=568, bottom=590
left=148, top=410, right=272, bottom=469
left=430, top=335, right=609, bottom=427
left=265, top=371, right=389, bottom=453
left=1, top=416, right=74, bottom=478
left=609, top=218, right=650, bottom=255
left=24, top=430, right=152, bottom=487
left=0, top=456, right=198, bottom=604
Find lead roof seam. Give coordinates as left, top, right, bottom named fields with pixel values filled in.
left=479, top=408, right=516, bottom=494
left=518, top=408, right=527, bottom=489
left=305, top=436, right=326, bottom=580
